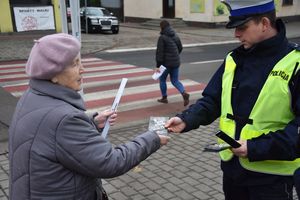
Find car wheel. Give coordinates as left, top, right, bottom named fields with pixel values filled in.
left=112, top=27, right=119, bottom=34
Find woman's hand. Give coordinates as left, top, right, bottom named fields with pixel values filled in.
left=164, top=117, right=186, bottom=133
left=158, top=135, right=170, bottom=146
left=94, top=109, right=117, bottom=129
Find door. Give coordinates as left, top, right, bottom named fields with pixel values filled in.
left=163, top=0, right=175, bottom=18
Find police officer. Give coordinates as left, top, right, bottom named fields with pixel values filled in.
left=165, top=0, right=300, bottom=199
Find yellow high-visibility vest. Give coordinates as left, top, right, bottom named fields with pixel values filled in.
left=219, top=50, right=300, bottom=175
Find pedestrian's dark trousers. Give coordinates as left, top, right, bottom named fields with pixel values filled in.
left=223, top=176, right=294, bottom=200
left=294, top=167, right=300, bottom=199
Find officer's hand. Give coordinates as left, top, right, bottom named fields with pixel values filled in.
left=164, top=117, right=186, bottom=133
left=231, top=140, right=247, bottom=158
left=94, top=109, right=117, bottom=128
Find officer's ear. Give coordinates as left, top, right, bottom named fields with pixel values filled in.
left=261, top=17, right=271, bottom=31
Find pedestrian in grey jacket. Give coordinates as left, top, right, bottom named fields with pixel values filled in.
left=155, top=20, right=190, bottom=106
left=9, top=33, right=170, bottom=200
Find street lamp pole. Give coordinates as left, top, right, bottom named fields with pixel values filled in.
left=70, top=0, right=81, bottom=41
left=58, top=0, right=68, bottom=33
left=85, top=0, right=88, bottom=33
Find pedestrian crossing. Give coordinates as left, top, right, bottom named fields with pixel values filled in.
left=0, top=57, right=206, bottom=126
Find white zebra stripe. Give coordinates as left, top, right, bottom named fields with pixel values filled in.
left=83, top=79, right=198, bottom=101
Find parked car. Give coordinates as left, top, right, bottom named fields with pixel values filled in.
left=80, top=7, right=119, bottom=34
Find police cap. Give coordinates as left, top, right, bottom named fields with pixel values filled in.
left=221, top=0, right=275, bottom=28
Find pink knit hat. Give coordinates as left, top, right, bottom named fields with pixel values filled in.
left=26, top=33, right=81, bottom=80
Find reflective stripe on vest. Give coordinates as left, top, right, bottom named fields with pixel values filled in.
left=219, top=50, right=300, bottom=175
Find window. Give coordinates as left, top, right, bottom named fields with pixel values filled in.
left=282, top=0, right=293, bottom=6
left=10, top=0, right=51, bottom=5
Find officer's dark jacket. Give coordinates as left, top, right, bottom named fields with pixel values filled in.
left=178, top=19, right=300, bottom=185
left=156, top=25, right=183, bottom=68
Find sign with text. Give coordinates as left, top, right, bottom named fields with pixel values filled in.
left=13, top=6, right=55, bottom=32
left=190, top=0, right=205, bottom=13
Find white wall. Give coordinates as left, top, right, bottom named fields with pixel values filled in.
left=175, top=0, right=185, bottom=18
left=278, top=1, right=300, bottom=17
left=124, top=0, right=162, bottom=18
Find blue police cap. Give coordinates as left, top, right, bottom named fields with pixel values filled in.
left=221, top=0, right=275, bottom=28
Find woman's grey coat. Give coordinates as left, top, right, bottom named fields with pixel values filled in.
left=9, top=79, right=161, bottom=200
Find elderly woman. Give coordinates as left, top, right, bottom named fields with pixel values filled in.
left=9, top=33, right=169, bottom=200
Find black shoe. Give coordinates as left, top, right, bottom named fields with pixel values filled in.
left=157, top=97, right=168, bottom=103
left=182, top=92, right=190, bottom=106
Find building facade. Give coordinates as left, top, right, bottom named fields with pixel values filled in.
left=0, top=0, right=299, bottom=33
left=124, top=0, right=300, bottom=26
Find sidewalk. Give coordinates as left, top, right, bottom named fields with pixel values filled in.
left=1, top=122, right=298, bottom=199
left=0, top=121, right=222, bottom=200
left=1, top=20, right=300, bottom=62
left=1, top=24, right=232, bottom=61
left=0, top=21, right=300, bottom=199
